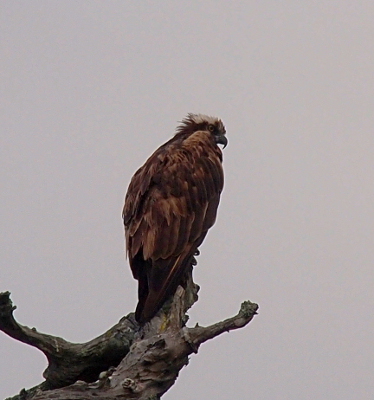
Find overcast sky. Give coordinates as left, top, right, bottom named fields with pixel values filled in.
left=1, top=2, right=374, bottom=399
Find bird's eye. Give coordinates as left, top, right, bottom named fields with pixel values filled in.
left=208, top=124, right=215, bottom=132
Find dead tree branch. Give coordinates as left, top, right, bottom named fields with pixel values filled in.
left=1, top=275, right=258, bottom=400
left=0, top=291, right=136, bottom=389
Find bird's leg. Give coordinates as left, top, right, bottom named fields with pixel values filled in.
left=191, top=249, right=200, bottom=266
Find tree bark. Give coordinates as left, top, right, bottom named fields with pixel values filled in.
left=1, top=276, right=258, bottom=400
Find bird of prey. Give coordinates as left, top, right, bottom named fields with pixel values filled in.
left=123, top=114, right=227, bottom=323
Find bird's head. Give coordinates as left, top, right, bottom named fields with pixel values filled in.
left=176, top=113, right=228, bottom=149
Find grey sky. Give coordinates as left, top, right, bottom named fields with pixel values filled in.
left=1, top=2, right=374, bottom=399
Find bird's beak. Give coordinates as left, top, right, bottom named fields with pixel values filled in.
left=215, top=134, right=228, bottom=149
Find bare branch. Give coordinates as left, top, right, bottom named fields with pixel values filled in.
left=186, top=301, right=259, bottom=350
left=2, top=276, right=258, bottom=400
left=0, top=291, right=137, bottom=389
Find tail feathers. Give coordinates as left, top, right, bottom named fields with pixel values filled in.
left=135, top=251, right=195, bottom=324
left=136, top=289, right=169, bottom=323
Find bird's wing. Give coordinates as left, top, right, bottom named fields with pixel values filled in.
left=123, top=132, right=223, bottom=321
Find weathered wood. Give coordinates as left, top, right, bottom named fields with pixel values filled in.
left=1, top=291, right=136, bottom=389
left=1, top=275, right=258, bottom=400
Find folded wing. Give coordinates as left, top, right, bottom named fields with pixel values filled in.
left=123, top=132, right=224, bottom=323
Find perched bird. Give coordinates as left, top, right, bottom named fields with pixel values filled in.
left=123, top=114, right=227, bottom=323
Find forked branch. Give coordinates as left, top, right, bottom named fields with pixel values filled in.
left=1, top=280, right=258, bottom=400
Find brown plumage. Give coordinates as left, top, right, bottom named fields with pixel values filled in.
left=123, top=114, right=227, bottom=323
